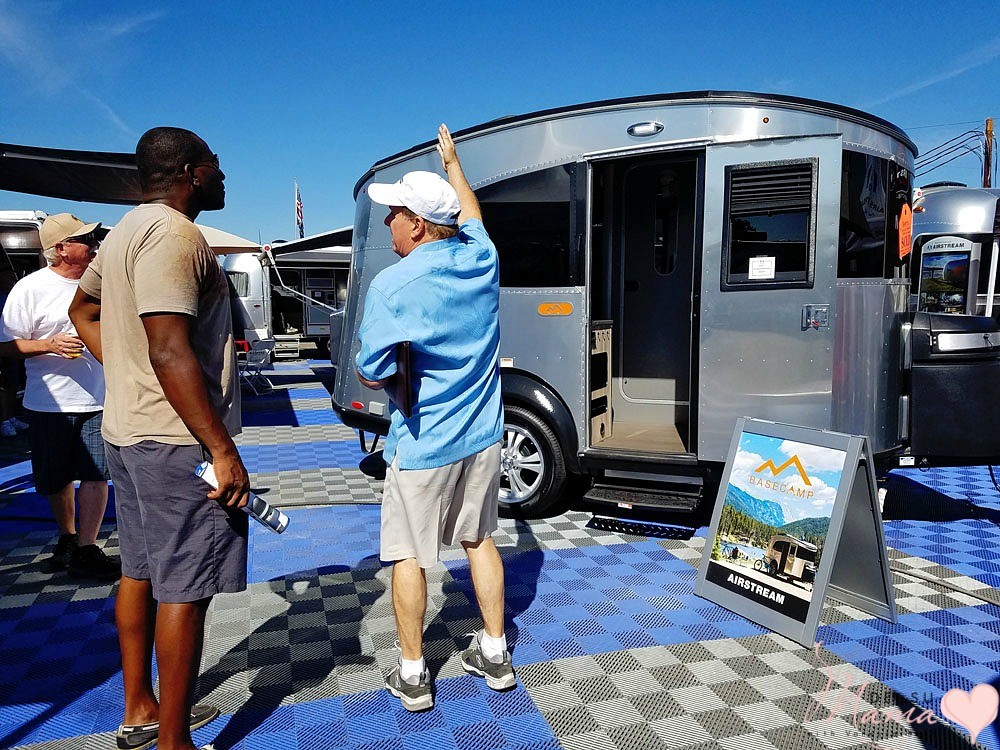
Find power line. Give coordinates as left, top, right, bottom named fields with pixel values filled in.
left=916, top=148, right=984, bottom=178
left=904, top=119, right=983, bottom=131
left=915, top=130, right=982, bottom=164
left=913, top=122, right=997, bottom=184
left=916, top=137, right=984, bottom=171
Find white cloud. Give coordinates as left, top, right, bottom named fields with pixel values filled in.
left=864, top=36, right=1000, bottom=107
left=778, top=440, right=847, bottom=474
left=0, top=0, right=149, bottom=136
left=730, top=449, right=764, bottom=494
left=95, top=11, right=166, bottom=40
left=730, top=447, right=838, bottom=524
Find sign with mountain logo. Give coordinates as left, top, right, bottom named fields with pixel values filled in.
left=694, top=417, right=895, bottom=647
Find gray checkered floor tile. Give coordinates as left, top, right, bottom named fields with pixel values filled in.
left=520, top=636, right=976, bottom=750
left=654, top=529, right=999, bottom=621
left=252, top=468, right=382, bottom=507
left=0, top=526, right=120, bottom=607
left=6, top=355, right=1000, bottom=750
left=237, top=423, right=358, bottom=446
left=197, top=558, right=486, bottom=712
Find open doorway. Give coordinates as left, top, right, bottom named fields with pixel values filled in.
left=590, top=153, right=700, bottom=455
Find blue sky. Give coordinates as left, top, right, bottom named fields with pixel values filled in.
left=1, top=0, right=997, bottom=243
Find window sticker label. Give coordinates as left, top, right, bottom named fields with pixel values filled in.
left=748, top=256, right=776, bottom=280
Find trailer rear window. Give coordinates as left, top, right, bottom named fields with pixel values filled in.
left=225, top=271, right=250, bottom=297
left=722, top=160, right=816, bottom=290
left=477, top=164, right=577, bottom=287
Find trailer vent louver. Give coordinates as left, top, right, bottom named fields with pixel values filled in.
left=729, top=163, right=813, bottom=213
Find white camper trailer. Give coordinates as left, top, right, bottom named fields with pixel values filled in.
left=333, top=91, right=1000, bottom=516
left=221, top=227, right=352, bottom=358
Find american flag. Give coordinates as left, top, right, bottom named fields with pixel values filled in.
left=295, top=181, right=304, bottom=239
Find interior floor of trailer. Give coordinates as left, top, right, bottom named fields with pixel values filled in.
left=596, top=420, right=686, bottom=453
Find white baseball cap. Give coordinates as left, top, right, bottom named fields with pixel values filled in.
left=367, top=171, right=460, bottom=226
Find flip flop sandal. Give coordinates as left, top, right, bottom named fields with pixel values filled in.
left=115, top=703, right=220, bottom=750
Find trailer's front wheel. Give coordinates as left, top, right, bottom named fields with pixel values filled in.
left=315, top=337, right=330, bottom=359
left=499, top=405, right=567, bottom=517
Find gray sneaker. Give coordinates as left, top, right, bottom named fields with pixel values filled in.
left=385, top=664, right=433, bottom=712
left=461, top=631, right=516, bottom=691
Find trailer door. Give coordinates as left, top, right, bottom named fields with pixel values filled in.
left=699, top=136, right=843, bottom=460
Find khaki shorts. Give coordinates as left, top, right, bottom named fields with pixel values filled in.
left=380, top=443, right=500, bottom=568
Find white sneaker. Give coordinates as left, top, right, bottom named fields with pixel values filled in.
left=0, top=421, right=16, bottom=438
left=9, top=417, right=28, bottom=432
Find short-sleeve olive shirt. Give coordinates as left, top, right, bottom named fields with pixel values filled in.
left=78, top=203, right=240, bottom=446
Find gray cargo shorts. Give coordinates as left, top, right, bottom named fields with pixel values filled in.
left=106, top=440, right=249, bottom=603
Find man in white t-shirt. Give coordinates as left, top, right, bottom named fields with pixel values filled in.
left=0, top=213, right=120, bottom=581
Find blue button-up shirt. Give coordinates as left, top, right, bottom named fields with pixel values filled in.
left=356, top=219, right=502, bottom=469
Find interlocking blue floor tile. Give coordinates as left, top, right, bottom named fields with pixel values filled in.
left=239, top=440, right=366, bottom=474
left=242, top=409, right=338, bottom=427
left=11, top=401, right=1000, bottom=750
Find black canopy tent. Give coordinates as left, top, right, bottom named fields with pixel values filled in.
left=0, top=142, right=141, bottom=205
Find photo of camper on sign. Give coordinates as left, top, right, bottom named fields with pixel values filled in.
left=705, top=431, right=847, bottom=623
left=917, top=239, right=974, bottom=314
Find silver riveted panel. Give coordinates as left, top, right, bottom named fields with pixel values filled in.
left=698, top=135, right=844, bottom=462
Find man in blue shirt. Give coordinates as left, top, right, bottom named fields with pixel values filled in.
left=356, top=124, right=514, bottom=711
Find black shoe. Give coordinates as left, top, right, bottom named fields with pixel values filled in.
left=46, top=533, right=78, bottom=572
left=115, top=704, right=220, bottom=750
left=68, top=544, right=122, bottom=581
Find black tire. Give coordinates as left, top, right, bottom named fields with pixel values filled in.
left=314, top=337, right=330, bottom=360
left=499, top=405, right=568, bottom=518
left=768, top=559, right=778, bottom=576
left=753, top=558, right=764, bottom=572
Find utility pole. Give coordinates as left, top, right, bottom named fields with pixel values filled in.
left=985, top=117, right=994, bottom=188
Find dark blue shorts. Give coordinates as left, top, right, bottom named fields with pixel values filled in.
left=26, top=409, right=109, bottom=495
left=105, top=441, right=249, bottom=604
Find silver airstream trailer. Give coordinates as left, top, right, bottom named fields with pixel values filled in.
left=221, top=228, right=352, bottom=358
left=911, top=184, right=1000, bottom=316
left=332, top=91, right=1000, bottom=516
left=757, top=533, right=818, bottom=584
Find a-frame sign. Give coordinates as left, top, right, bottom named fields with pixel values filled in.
left=694, top=417, right=895, bottom=647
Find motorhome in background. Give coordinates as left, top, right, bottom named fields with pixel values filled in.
left=333, top=91, right=1000, bottom=518
left=220, top=226, right=352, bottom=358
left=0, top=211, right=47, bottom=295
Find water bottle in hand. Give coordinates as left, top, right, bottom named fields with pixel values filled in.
left=195, top=461, right=289, bottom=534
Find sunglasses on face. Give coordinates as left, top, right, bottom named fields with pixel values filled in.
left=65, top=233, right=100, bottom=248
left=189, top=154, right=221, bottom=172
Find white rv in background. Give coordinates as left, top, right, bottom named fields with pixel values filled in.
left=221, top=227, right=352, bottom=358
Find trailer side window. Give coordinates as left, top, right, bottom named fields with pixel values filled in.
left=721, top=160, right=816, bottom=290
left=838, top=153, right=912, bottom=280
left=225, top=271, right=250, bottom=297
left=476, top=164, right=577, bottom=287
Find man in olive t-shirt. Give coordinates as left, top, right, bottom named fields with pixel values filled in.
left=70, top=127, right=250, bottom=750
